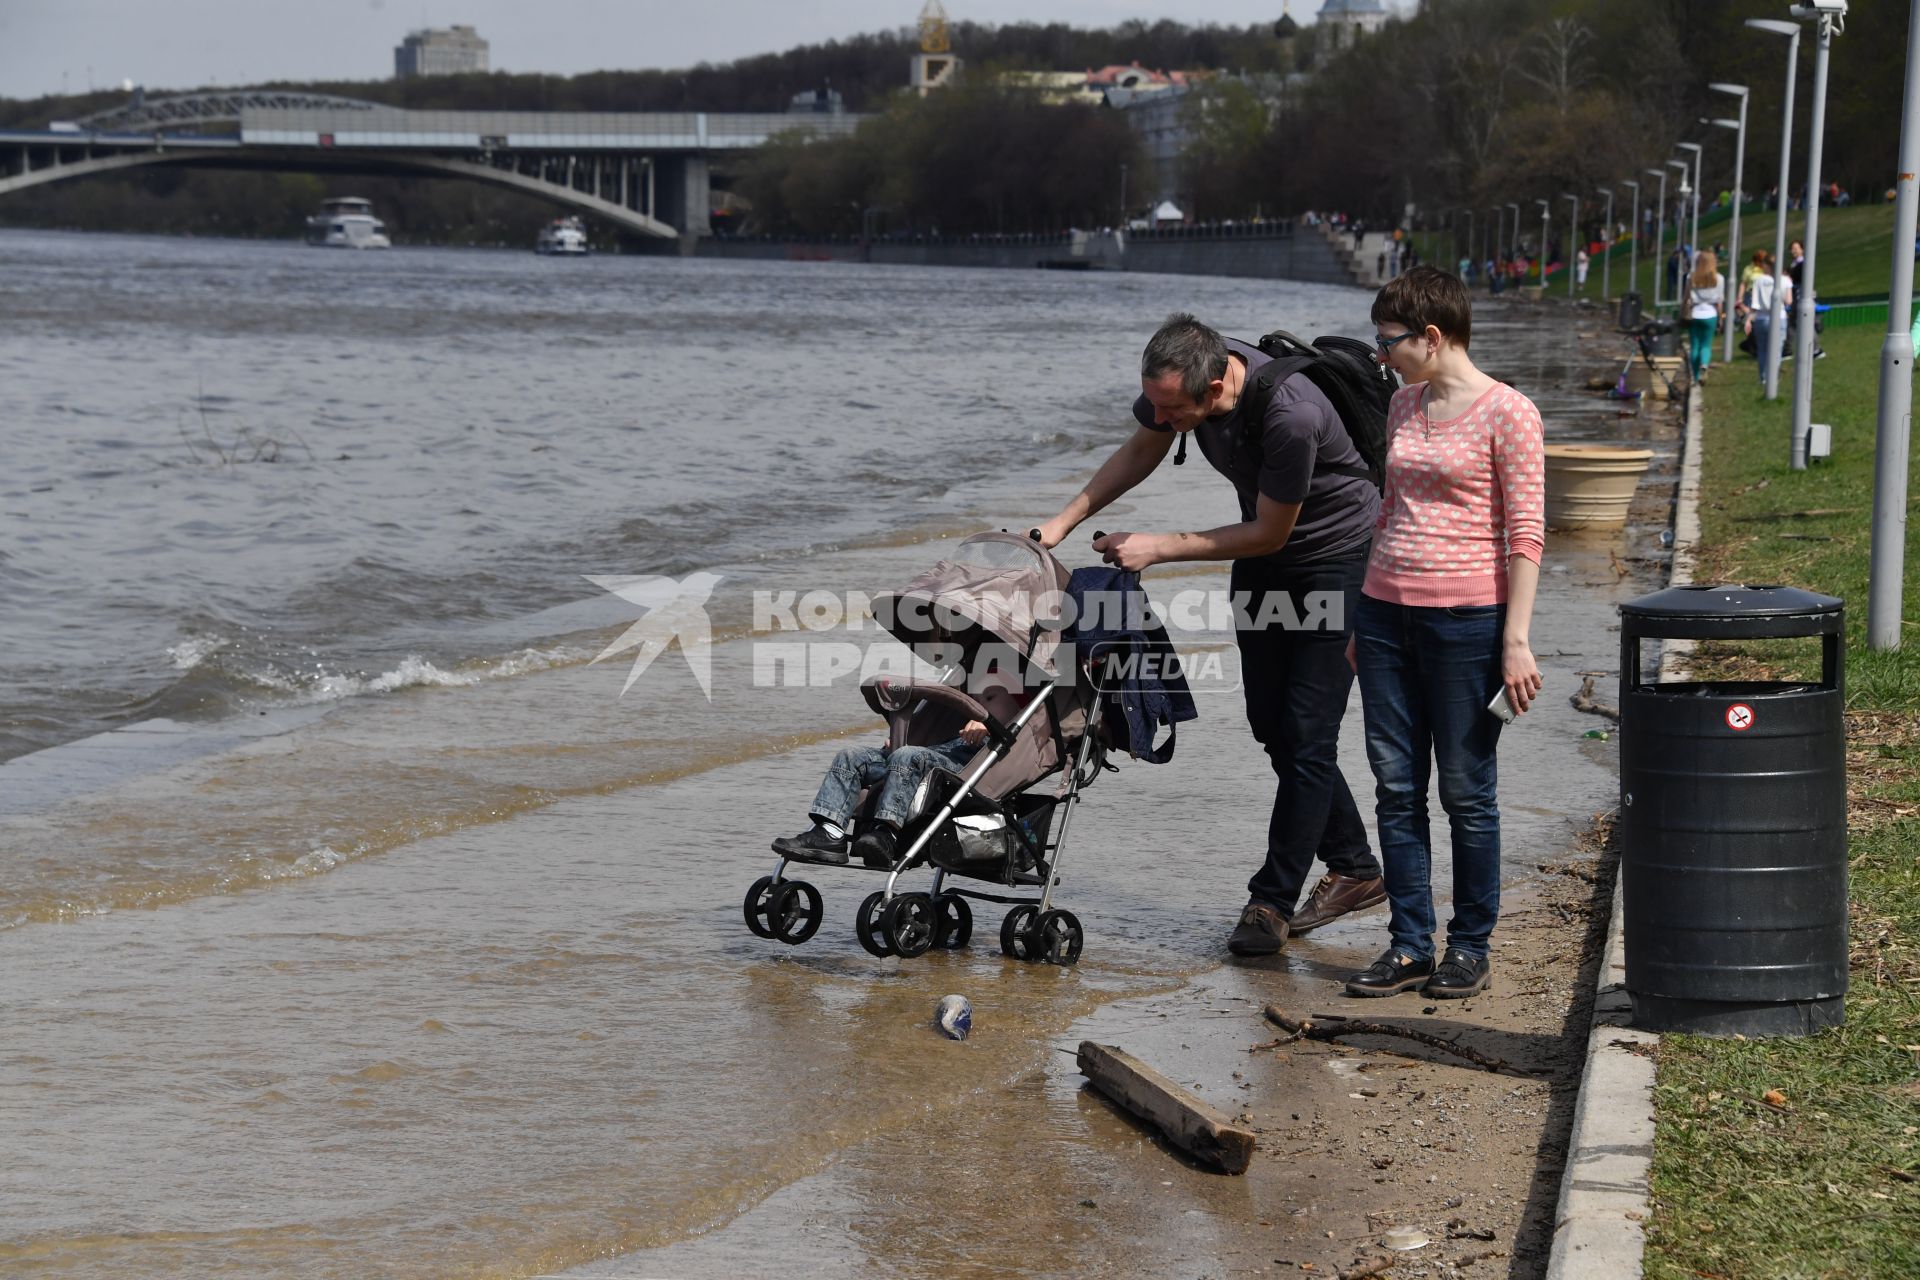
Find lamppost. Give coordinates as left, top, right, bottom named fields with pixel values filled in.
left=1677, top=141, right=1704, bottom=276
left=1489, top=205, right=1502, bottom=273
left=1562, top=193, right=1580, bottom=299
left=1622, top=179, right=1641, bottom=313
left=1869, top=0, right=1918, bottom=648
left=1462, top=207, right=1475, bottom=272
left=1536, top=198, right=1551, bottom=285
left=1789, top=1, right=1846, bottom=472
left=1646, top=168, right=1669, bottom=309
left=1708, top=81, right=1750, bottom=362
left=1595, top=186, right=1617, bottom=303
left=1119, top=162, right=1129, bottom=227
left=1506, top=202, right=1520, bottom=264
left=1747, top=16, right=1802, bottom=401
left=1667, top=160, right=1691, bottom=304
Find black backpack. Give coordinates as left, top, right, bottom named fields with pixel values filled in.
left=1234, top=330, right=1395, bottom=489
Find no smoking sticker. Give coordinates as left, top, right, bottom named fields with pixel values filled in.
left=1726, top=703, right=1756, bottom=731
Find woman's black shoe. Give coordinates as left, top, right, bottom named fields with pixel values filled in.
left=1423, top=947, right=1492, bottom=998
left=1344, top=949, right=1435, bottom=997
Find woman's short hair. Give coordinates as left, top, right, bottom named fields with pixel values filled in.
left=1371, top=265, right=1473, bottom=349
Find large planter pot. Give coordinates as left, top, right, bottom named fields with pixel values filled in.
left=1543, top=444, right=1654, bottom=529
left=1625, top=355, right=1687, bottom=401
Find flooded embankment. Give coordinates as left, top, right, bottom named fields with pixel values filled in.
left=0, top=235, right=1677, bottom=1278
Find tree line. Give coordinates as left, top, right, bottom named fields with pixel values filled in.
left=0, top=4, right=1906, bottom=242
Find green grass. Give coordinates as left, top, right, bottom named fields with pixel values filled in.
left=1421, top=204, right=1909, bottom=310
left=1644, top=325, right=1920, bottom=1279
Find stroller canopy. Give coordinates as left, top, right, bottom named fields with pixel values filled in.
left=870, top=532, right=1071, bottom=675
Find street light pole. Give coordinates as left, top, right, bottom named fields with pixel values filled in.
left=1708, top=81, right=1750, bottom=363
left=1563, top=193, right=1580, bottom=300
left=1668, top=160, right=1692, bottom=303
left=1647, top=168, right=1669, bottom=310
left=1790, top=2, right=1845, bottom=472
left=1506, top=202, right=1520, bottom=264
left=1596, top=186, right=1616, bottom=303
left=1623, top=179, right=1641, bottom=315
left=1869, top=0, right=1918, bottom=649
left=1536, top=198, right=1551, bottom=285
left=1677, top=141, right=1704, bottom=275
left=1747, top=17, right=1801, bottom=402
left=1490, top=205, right=1501, bottom=273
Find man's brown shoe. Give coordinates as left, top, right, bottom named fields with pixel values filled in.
left=1228, top=900, right=1289, bottom=956
left=1287, top=873, right=1387, bottom=935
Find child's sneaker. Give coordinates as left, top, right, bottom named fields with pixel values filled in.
left=852, top=827, right=897, bottom=867
left=772, top=824, right=849, bottom=865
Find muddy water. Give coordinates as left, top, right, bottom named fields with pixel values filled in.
left=0, top=234, right=1672, bottom=1279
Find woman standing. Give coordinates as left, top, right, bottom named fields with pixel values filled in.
left=1686, top=250, right=1726, bottom=382
left=1344, top=266, right=1545, bottom=1000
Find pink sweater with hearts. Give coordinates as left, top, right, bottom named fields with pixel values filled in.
left=1362, top=381, right=1546, bottom=607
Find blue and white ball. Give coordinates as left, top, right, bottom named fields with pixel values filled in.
left=935, top=994, right=972, bottom=1041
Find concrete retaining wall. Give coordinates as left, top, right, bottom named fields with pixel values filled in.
left=691, top=229, right=1360, bottom=287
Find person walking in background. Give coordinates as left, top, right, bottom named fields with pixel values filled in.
left=1575, top=247, right=1590, bottom=289
left=1686, top=251, right=1725, bottom=382
left=1343, top=266, right=1545, bottom=1000
left=1786, top=239, right=1825, bottom=361
left=1743, top=256, right=1790, bottom=388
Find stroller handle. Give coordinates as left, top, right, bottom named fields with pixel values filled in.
left=982, top=712, right=1018, bottom=749
left=1028, top=527, right=1107, bottom=545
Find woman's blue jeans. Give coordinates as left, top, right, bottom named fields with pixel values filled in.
left=1354, top=595, right=1506, bottom=961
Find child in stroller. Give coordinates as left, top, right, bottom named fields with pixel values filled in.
left=773, top=712, right=989, bottom=867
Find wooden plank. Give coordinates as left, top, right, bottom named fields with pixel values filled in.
left=1075, top=1041, right=1255, bottom=1175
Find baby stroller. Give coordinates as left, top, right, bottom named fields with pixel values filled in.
left=741, top=531, right=1167, bottom=964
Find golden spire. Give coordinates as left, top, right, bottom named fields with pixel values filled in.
left=919, top=0, right=951, bottom=55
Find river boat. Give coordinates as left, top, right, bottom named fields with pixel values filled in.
left=536, top=216, right=589, bottom=255
left=305, top=197, right=392, bottom=249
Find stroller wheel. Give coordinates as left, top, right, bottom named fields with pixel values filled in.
left=999, top=904, right=1041, bottom=960
left=768, top=880, right=823, bottom=945
left=931, top=893, right=973, bottom=950
left=881, top=892, right=936, bottom=958
left=743, top=876, right=780, bottom=939
left=1032, top=908, right=1084, bottom=966
left=856, top=891, right=895, bottom=957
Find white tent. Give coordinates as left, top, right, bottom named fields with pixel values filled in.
left=1152, top=200, right=1184, bottom=225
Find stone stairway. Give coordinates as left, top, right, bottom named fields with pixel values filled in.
left=1316, top=223, right=1397, bottom=287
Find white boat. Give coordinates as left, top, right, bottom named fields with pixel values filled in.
left=304, top=197, right=392, bottom=249
left=536, top=216, right=589, bottom=255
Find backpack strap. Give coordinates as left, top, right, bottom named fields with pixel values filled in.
left=1238, top=353, right=1380, bottom=486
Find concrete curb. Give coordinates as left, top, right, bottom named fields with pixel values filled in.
left=1544, top=377, right=1706, bottom=1279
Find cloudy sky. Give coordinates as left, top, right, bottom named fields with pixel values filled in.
left=2, top=0, right=1414, bottom=101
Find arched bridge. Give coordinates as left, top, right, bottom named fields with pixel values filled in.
left=0, top=91, right=863, bottom=242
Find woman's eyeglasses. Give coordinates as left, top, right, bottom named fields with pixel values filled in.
left=1374, top=331, right=1422, bottom=356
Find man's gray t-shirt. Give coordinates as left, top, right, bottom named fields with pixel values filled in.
left=1133, top=338, right=1380, bottom=566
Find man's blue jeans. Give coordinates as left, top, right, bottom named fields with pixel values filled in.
left=810, top=738, right=977, bottom=830
left=1354, top=595, right=1506, bottom=961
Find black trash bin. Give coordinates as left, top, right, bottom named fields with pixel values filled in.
left=1617, top=290, right=1643, bottom=330
left=1617, top=584, right=1847, bottom=1037
left=1640, top=318, right=1682, bottom=358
